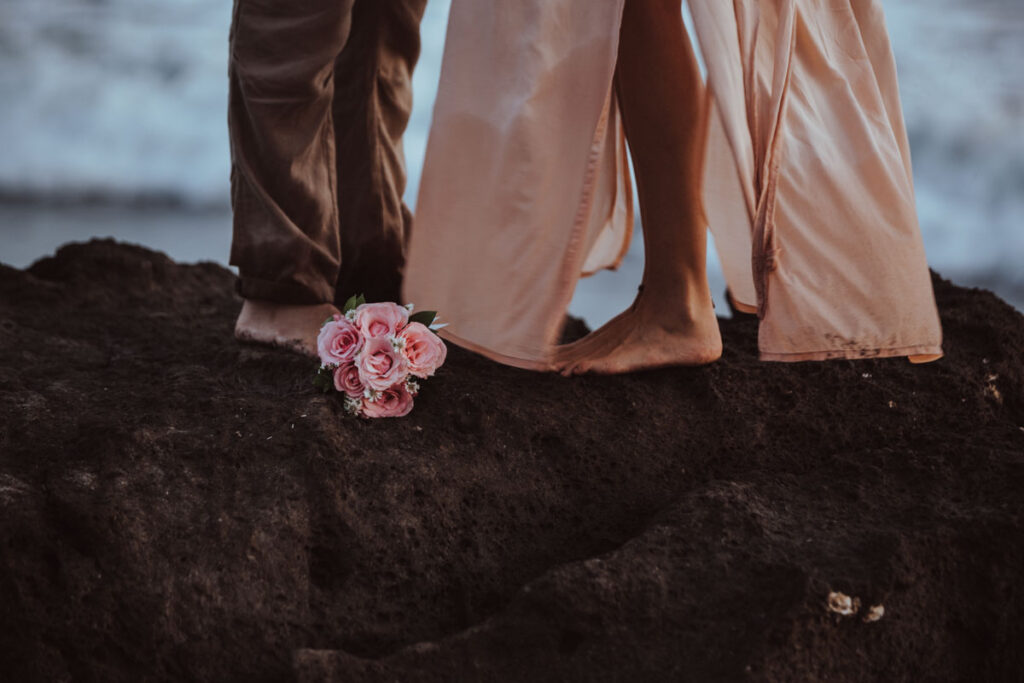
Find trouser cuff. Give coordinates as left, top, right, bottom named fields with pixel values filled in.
left=235, top=275, right=333, bottom=305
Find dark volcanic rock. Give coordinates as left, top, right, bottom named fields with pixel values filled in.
left=1, top=239, right=1022, bottom=682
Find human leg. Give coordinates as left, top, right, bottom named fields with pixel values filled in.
left=553, top=0, right=721, bottom=375
left=330, top=0, right=427, bottom=305
left=230, top=0, right=427, bottom=357
left=228, top=0, right=352, bottom=357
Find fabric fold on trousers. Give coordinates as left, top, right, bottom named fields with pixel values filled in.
left=227, top=0, right=426, bottom=306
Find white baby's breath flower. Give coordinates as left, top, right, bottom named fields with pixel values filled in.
left=363, top=387, right=380, bottom=402
left=390, top=334, right=406, bottom=351
left=405, top=378, right=420, bottom=395
left=343, top=396, right=362, bottom=415
left=404, top=302, right=415, bottom=311
left=344, top=308, right=358, bottom=321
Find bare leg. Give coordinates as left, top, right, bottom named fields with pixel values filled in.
left=235, top=301, right=340, bottom=359
left=552, top=0, right=721, bottom=375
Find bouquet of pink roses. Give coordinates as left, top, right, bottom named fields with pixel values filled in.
left=314, top=294, right=447, bottom=418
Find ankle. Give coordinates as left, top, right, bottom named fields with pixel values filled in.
left=637, top=279, right=714, bottom=318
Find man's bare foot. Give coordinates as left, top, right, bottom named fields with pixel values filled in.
left=551, top=289, right=722, bottom=376
left=234, top=300, right=340, bottom=359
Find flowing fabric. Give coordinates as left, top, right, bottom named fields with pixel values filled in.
left=403, top=0, right=943, bottom=370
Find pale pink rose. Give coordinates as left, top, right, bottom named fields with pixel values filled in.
left=317, top=315, right=363, bottom=366
left=362, top=383, right=414, bottom=418
left=354, top=302, right=409, bottom=339
left=399, top=322, right=447, bottom=378
left=357, top=336, right=409, bottom=391
left=333, top=362, right=365, bottom=398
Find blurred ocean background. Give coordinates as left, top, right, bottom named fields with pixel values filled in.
left=0, top=0, right=1021, bottom=326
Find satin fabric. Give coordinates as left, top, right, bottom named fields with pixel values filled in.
left=403, top=0, right=943, bottom=369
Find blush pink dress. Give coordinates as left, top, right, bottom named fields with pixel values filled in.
left=403, top=0, right=944, bottom=370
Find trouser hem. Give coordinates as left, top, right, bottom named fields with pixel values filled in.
left=235, top=275, right=334, bottom=305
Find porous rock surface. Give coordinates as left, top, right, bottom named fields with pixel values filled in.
left=1, top=240, right=1022, bottom=682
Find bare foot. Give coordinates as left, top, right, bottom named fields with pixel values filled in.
left=234, top=300, right=340, bottom=359
left=551, top=290, right=722, bottom=376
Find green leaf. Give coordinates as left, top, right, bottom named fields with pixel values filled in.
left=355, top=293, right=366, bottom=307
left=313, top=366, right=334, bottom=393
left=341, top=294, right=359, bottom=313
left=408, top=310, right=437, bottom=327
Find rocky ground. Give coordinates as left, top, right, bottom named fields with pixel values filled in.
left=1, top=240, right=1022, bottom=682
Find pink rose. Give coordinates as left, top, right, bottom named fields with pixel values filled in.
left=399, top=322, right=447, bottom=378
left=354, top=302, right=409, bottom=339
left=333, top=362, right=365, bottom=398
left=357, top=336, right=408, bottom=391
left=317, top=315, right=363, bottom=366
left=361, top=382, right=415, bottom=418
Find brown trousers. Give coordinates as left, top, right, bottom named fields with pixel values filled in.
left=227, top=0, right=427, bottom=305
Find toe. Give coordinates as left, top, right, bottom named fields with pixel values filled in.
left=569, top=360, right=591, bottom=376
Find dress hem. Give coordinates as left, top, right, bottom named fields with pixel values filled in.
left=439, top=330, right=944, bottom=372
left=437, top=329, right=552, bottom=372
left=758, top=344, right=944, bottom=363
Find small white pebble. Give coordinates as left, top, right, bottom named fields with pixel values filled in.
left=862, top=372, right=872, bottom=379
left=827, top=591, right=860, bottom=616
left=863, top=604, right=885, bottom=623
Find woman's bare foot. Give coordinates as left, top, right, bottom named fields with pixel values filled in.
left=234, top=300, right=340, bottom=359
left=548, top=0, right=721, bottom=377
left=551, top=287, right=722, bottom=376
